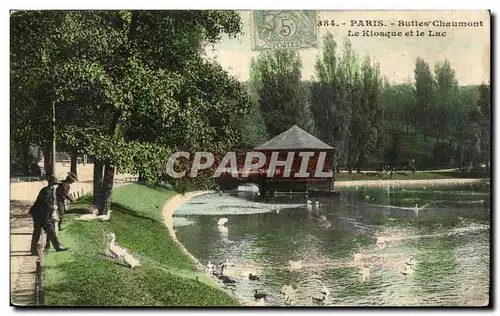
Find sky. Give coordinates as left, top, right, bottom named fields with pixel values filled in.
left=207, top=10, right=490, bottom=85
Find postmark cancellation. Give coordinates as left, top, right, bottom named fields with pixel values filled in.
left=250, top=10, right=318, bottom=51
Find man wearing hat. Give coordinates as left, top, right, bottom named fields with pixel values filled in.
left=54, top=172, right=78, bottom=231
left=29, top=175, right=69, bottom=255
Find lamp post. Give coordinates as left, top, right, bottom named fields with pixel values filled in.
left=52, top=100, right=56, bottom=177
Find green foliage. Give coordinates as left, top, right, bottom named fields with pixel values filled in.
left=413, top=57, right=436, bottom=141
left=251, top=49, right=313, bottom=137
left=311, top=34, right=384, bottom=171
left=11, top=10, right=250, bottom=191
left=44, top=184, right=238, bottom=306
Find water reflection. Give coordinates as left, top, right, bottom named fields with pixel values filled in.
left=174, top=182, right=490, bottom=306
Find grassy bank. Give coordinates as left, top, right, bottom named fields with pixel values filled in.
left=43, top=183, right=238, bottom=306
left=335, top=170, right=489, bottom=182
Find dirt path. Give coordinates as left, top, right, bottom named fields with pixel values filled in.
left=10, top=200, right=38, bottom=306
left=161, top=191, right=213, bottom=270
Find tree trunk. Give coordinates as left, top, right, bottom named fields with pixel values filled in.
left=42, top=143, right=53, bottom=178
left=96, top=164, right=115, bottom=215
left=70, top=149, right=78, bottom=177
left=93, top=159, right=104, bottom=206
left=347, top=143, right=353, bottom=174
left=138, top=173, right=146, bottom=182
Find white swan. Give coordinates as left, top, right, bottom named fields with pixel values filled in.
left=217, top=218, right=229, bottom=226
left=288, top=260, right=302, bottom=270
left=75, top=213, right=98, bottom=221
left=217, top=225, right=229, bottom=240
left=206, top=261, right=214, bottom=272
left=106, top=232, right=141, bottom=269
left=406, top=256, right=417, bottom=267
left=360, top=266, right=371, bottom=281
left=280, top=285, right=297, bottom=305
left=321, top=285, right=330, bottom=297
left=353, top=253, right=363, bottom=262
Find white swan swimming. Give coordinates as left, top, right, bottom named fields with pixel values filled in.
left=321, top=285, right=330, bottom=297
left=206, top=261, right=214, bottom=272
left=217, top=218, right=229, bottom=226
left=288, top=260, right=303, bottom=270
left=360, top=266, right=371, bottom=281
left=280, top=285, right=297, bottom=305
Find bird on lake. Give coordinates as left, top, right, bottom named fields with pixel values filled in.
left=401, top=265, right=412, bottom=276
left=253, top=289, right=267, bottom=300
left=406, top=256, right=416, bottom=267
left=248, top=273, right=260, bottom=281
left=360, top=266, right=371, bottom=281
left=206, top=261, right=214, bottom=272
left=288, top=260, right=303, bottom=270
left=321, top=285, right=330, bottom=297
left=217, top=218, right=229, bottom=226
left=219, top=275, right=237, bottom=284
left=311, top=294, right=326, bottom=304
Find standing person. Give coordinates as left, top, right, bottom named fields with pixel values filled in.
left=29, top=176, right=69, bottom=255
left=55, top=172, right=78, bottom=231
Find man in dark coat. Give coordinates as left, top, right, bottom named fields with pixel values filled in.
left=29, top=176, right=69, bottom=255
left=55, top=172, right=78, bottom=231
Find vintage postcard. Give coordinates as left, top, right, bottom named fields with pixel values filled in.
left=10, top=9, right=491, bottom=307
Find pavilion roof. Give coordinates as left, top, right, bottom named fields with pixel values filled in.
left=253, top=125, right=334, bottom=151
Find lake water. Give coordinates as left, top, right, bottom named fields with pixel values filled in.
left=173, top=182, right=490, bottom=306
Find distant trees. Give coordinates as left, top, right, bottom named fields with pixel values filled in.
left=238, top=32, right=489, bottom=172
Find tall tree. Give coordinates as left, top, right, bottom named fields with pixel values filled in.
left=413, top=57, right=436, bottom=141
left=311, top=33, right=348, bottom=170
left=251, top=49, right=312, bottom=137
left=434, top=59, right=459, bottom=141
left=477, top=82, right=491, bottom=166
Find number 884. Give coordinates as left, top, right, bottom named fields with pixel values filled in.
left=318, top=20, right=336, bottom=27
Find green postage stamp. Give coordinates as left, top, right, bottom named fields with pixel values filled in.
left=251, top=10, right=318, bottom=51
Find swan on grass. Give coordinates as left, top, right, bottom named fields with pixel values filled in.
left=97, top=210, right=112, bottom=221
left=105, top=232, right=141, bottom=269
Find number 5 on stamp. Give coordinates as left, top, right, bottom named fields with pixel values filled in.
left=250, top=10, right=318, bottom=51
